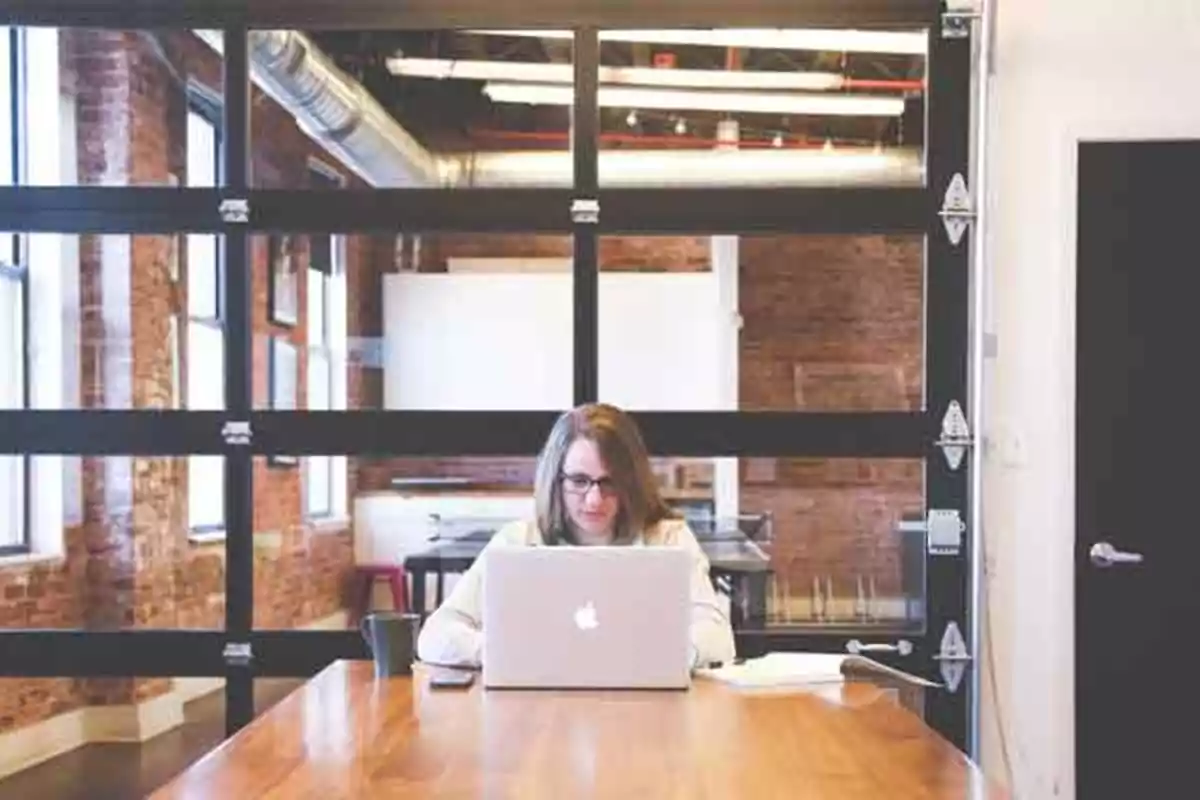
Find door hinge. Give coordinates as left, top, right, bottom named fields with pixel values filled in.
left=219, top=198, right=250, bottom=223
left=938, top=173, right=974, bottom=245
left=223, top=642, right=253, bottom=667
left=935, top=399, right=972, bottom=471
left=221, top=421, right=252, bottom=446
left=942, top=1, right=980, bottom=38
left=571, top=198, right=600, bottom=225
left=898, top=508, right=966, bottom=556
left=932, top=621, right=971, bottom=692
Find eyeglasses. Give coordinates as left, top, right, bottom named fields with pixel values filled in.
left=560, top=472, right=617, bottom=497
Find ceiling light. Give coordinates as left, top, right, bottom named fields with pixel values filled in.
left=467, top=28, right=927, bottom=56
left=387, top=56, right=850, bottom=92
left=482, top=82, right=905, bottom=117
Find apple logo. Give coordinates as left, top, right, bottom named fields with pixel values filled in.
left=574, top=601, right=599, bottom=631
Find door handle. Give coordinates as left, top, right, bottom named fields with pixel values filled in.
left=1089, top=541, right=1144, bottom=568
left=846, top=639, right=913, bottom=656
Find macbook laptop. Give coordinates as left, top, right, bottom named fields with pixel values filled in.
left=481, top=545, right=692, bottom=690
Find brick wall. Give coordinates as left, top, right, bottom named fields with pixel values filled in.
left=0, top=30, right=383, bottom=736
left=737, top=235, right=925, bottom=612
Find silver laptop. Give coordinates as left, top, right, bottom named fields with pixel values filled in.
left=481, top=545, right=692, bottom=690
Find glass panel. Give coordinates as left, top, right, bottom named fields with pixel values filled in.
left=1, top=29, right=224, bottom=187
left=251, top=29, right=572, bottom=188
left=3, top=232, right=224, bottom=411
left=253, top=231, right=573, bottom=412
left=307, top=268, right=327, bottom=348
left=0, top=271, right=22, bottom=405
left=346, top=454, right=923, bottom=633
left=0, top=456, right=22, bottom=549
left=598, top=28, right=926, bottom=187
left=0, top=27, right=12, bottom=191
left=186, top=234, right=219, bottom=320
left=0, top=675, right=220, bottom=796
left=253, top=456, right=355, bottom=630
left=598, top=234, right=925, bottom=412
left=0, top=456, right=222, bottom=630
left=718, top=456, right=925, bottom=632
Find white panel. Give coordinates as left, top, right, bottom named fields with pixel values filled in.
left=383, top=271, right=725, bottom=412
left=598, top=273, right=722, bottom=411
left=383, top=273, right=573, bottom=410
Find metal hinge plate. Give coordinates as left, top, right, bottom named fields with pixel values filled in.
left=933, top=621, right=971, bottom=692
left=899, top=508, right=966, bottom=556
left=219, top=198, right=249, bottom=223
left=223, top=642, right=253, bottom=666
left=571, top=198, right=600, bottom=225
left=942, top=1, right=980, bottom=38
left=221, top=421, right=252, bottom=446
left=935, top=399, right=972, bottom=471
left=938, top=173, right=974, bottom=245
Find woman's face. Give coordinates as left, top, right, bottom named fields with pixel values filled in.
left=560, top=437, right=620, bottom=544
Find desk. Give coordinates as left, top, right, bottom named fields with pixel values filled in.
left=404, top=535, right=772, bottom=627
left=150, top=661, right=1005, bottom=799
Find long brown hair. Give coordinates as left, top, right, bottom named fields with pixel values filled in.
left=534, top=403, right=676, bottom=545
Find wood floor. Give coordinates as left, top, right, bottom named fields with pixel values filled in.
left=0, top=680, right=303, bottom=800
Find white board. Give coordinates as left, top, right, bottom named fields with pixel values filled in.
left=383, top=271, right=726, bottom=411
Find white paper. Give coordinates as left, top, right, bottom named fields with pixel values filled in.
left=698, top=652, right=849, bottom=688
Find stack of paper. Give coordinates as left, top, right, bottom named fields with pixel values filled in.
left=698, top=653, right=850, bottom=688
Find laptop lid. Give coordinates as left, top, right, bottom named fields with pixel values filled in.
left=482, top=545, right=692, bottom=689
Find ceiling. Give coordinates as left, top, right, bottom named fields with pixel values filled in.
left=308, top=29, right=926, bottom=154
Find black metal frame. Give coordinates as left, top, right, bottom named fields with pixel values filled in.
left=0, top=0, right=974, bottom=753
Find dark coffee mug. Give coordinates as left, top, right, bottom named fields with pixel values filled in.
left=360, top=611, right=420, bottom=678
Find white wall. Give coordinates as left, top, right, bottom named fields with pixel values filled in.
left=981, top=2, right=1200, bottom=797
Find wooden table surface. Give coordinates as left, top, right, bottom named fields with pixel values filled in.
left=150, top=660, right=1005, bottom=799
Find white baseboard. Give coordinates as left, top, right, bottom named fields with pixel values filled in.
left=0, top=609, right=350, bottom=781
left=0, top=708, right=88, bottom=781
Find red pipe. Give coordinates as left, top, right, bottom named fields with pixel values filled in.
left=843, top=78, right=925, bottom=91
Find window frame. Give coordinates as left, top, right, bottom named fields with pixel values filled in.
left=185, top=91, right=227, bottom=537
left=303, top=160, right=348, bottom=522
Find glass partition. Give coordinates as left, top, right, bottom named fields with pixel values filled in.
left=597, top=233, right=926, bottom=412
left=252, top=231, right=574, bottom=412
left=250, top=28, right=574, bottom=189
left=597, top=27, right=927, bottom=188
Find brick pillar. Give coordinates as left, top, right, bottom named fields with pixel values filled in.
left=68, top=29, right=183, bottom=705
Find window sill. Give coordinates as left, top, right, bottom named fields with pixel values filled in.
left=188, top=529, right=226, bottom=546
left=307, top=514, right=351, bottom=534
left=0, top=551, right=65, bottom=569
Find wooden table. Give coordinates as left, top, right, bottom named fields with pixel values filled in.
left=150, top=661, right=1005, bottom=799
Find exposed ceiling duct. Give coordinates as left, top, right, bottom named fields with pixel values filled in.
left=197, top=30, right=922, bottom=189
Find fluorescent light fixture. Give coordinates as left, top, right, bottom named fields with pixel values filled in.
left=388, top=56, right=849, bottom=92
left=482, top=83, right=905, bottom=117
left=468, top=28, right=927, bottom=56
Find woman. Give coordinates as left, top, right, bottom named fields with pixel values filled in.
left=416, top=402, right=736, bottom=669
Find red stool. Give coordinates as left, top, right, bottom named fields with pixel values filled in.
left=352, top=564, right=408, bottom=624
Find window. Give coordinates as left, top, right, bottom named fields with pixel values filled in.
left=186, top=98, right=225, bottom=535
left=2, top=26, right=63, bottom=558
left=1, top=27, right=27, bottom=554
left=305, top=165, right=348, bottom=520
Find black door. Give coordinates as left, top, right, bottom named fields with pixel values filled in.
left=1076, top=140, right=1200, bottom=798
